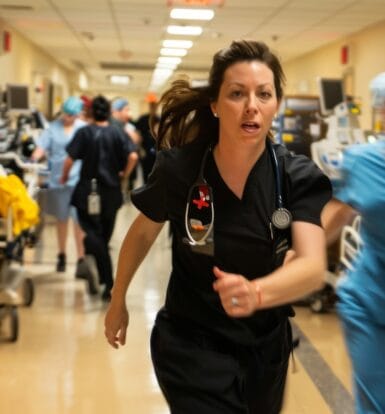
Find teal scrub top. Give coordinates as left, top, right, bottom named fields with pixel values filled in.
left=37, top=118, right=86, bottom=188
left=335, top=141, right=385, bottom=324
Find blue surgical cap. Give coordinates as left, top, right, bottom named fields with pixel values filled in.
left=112, top=98, right=129, bottom=111
left=62, top=96, right=84, bottom=115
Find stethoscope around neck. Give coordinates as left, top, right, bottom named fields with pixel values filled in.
left=184, top=139, right=292, bottom=255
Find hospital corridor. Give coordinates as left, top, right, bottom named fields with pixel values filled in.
left=1, top=1, right=385, bottom=413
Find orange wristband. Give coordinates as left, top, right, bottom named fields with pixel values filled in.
left=255, top=284, right=262, bottom=308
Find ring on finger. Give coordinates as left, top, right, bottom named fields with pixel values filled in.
left=231, top=296, right=239, bottom=306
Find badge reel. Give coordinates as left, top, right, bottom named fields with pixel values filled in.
left=88, top=178, right=101, bottom=215
left=184, top=152, right=215, bottom=256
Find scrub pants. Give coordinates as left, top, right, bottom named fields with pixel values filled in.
left=338, top=304, right=385, bottom=414
left=151, top=310, right=291, bottom=414
left=77, top=207, right=118, bottom=290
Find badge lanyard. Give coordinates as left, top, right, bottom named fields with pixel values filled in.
left=184, top=140, right=292, bottom=256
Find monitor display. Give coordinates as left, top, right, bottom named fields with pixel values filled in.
left=318, top=78, right=345, bottom=116
left=6, top=84, right=30, bottom=113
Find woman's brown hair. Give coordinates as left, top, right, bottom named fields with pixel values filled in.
left=153, top=40, right=285, bottom=150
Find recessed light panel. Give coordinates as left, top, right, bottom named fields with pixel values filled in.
left=170, top=8, right=214, bottom=21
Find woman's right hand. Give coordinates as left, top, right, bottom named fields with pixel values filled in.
left=103, top=213, right=164, bottom=349
left=104, top=302, right=129, bottom=349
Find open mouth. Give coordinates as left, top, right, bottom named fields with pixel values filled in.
left=241, top=121, right=260, bottom=132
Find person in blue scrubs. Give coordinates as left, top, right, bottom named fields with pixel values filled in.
left=32, top=97, right=86, bottom=274
left=322, top=141, right=385, bottom=413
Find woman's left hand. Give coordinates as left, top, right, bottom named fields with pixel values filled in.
left=212, top=266, right=259, bottom=317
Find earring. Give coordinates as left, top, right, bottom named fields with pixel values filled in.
left=214, top=112, right=218, bottom=117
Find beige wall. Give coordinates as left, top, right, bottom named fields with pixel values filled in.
left=0, top=21, right=74, bottom=116
left=1, top=18, right=384, bottom=126
left=283, top=19, right=385, bottom=130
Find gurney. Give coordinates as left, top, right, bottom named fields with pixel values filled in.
left=0, top=153, right=43, bottom=342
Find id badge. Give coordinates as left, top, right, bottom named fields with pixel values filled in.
left=88, top=193, right=101, bottom=215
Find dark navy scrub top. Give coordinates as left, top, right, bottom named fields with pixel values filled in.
left=131, top=138, right=332, bottom=345
left=67, top=124, right=131, bottom=212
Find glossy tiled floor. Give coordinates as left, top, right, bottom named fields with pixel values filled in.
left=0, top=202, right=354, bottom=414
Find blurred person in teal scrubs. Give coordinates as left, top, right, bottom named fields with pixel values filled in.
left=323, top=140, right=385, bottom=414
left=32, top=96, right=86, bottom=275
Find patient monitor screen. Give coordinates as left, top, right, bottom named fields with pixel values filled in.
left=6, top=84, right=30, bottom=112
left=319, top=78, right=345, bottom=116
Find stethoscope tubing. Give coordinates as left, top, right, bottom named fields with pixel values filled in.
left=185, top=138, right=291, bottom=247
left=266, top=139, right=284, bottom=209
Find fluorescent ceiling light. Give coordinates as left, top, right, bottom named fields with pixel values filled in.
left=109, top=75, right=130, bottom=85
left=149, top=82, right=164, bottom=91
left=150, top=68, right=173, bottom=87
left=151, top=79, right=163, bottom=85
left=163, top=39, right=193, bottom=49
left=153, top=68, right=173, bottom=76
left=152, top=68, right=174, bottom=79
left=158, top=56, right=182, bottom=65
left=156, top=62, right=179, bottom=69
left=167, top=25, right=202, bottom=36
left=170, top=8, right=214, bottom=21
left=160, top=48, right=187, bottom=57
left=191, top=79, right=209, bottom=88
left=78, top=72, right=88, bottom=90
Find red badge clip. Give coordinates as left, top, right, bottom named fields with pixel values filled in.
left=192, top=186, right=210, bottom=210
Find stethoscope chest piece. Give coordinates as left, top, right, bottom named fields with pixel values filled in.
left=267, top=140, right=292, bottom=231
left=271, top=207, right=292, bottom=230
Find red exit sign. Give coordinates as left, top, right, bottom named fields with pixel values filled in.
left=167, top=0, right=224, bottom=6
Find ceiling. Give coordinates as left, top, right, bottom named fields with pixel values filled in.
left=1, top=0, right=385, bottom=97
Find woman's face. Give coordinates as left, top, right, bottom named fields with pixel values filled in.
left=211, top=60, right=279, bottom=148
left=115, top=105, right=131, bottom=122
left=62, top=113, right=77, bottom=126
